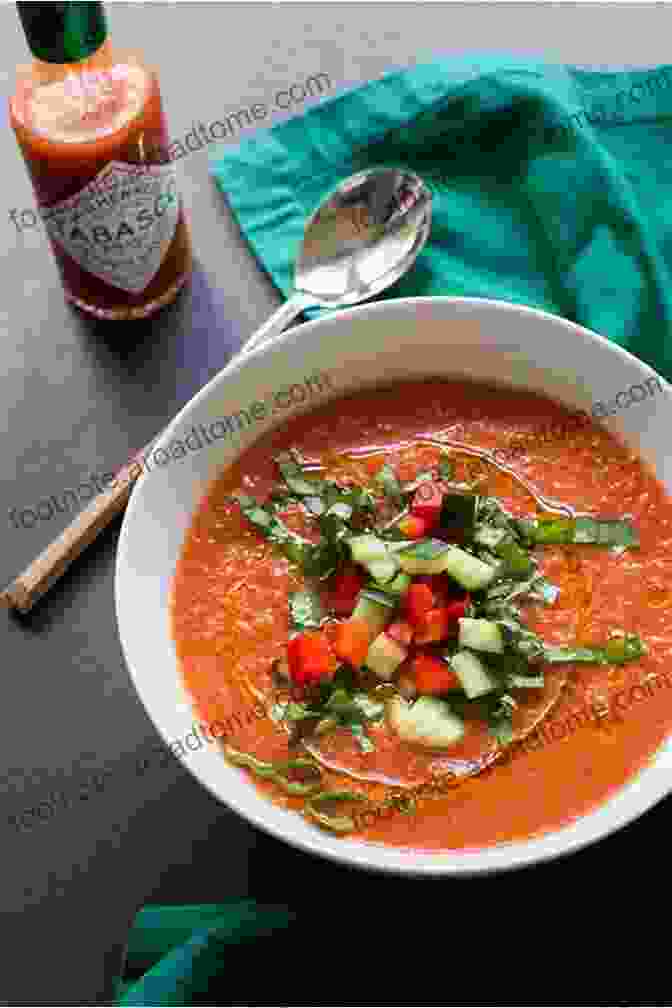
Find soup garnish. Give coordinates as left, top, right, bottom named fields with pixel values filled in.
left=222, top=445, right=646, bottom=830
left=171, top=378, right=672, bottom=848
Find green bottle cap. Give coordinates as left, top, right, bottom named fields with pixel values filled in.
left=16, top=2, right=108, bottom=64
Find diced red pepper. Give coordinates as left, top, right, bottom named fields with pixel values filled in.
left=397, top=515, right=430, bottom=539
left=414, top=576, right=470, bottom=608
left=414, top=595, right=470, bottom=645
left=413, top=574, right=446, bottom=603
left=413, top=608, right=454, bottom=644
left=404, top=583, right=435, bottom=628
left=385, top=620, right=414, bottom=648
left=443, top=596, right=470, bottom=621
left=286, top=631, right=336, bottom=688
left=328, top=567, right=365, bottom=616
left=411, top=654, right=461, bottom=695
left=332, top=618, right=371, bottom=668
left=410, top=482, right=444, bottom=528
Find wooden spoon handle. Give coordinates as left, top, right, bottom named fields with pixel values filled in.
left=1, top=448, right=151, bottom=614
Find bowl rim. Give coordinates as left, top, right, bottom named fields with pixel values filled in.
left=115, top=295, right=672, bottom=877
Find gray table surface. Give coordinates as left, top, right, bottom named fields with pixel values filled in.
left=2, top=3, right=672, bottom=1004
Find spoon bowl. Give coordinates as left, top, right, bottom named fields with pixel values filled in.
left=239, top=167, right=432, bottom=356
left=296, top=167, right=432, bottom=305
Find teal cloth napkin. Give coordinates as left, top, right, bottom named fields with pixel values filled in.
left=211, top=56, right=672, bottom=379
left=115, top=902, right=296, bottom=1004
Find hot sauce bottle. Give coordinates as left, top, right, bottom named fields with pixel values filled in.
left=10, top=2, right=191, bottom=320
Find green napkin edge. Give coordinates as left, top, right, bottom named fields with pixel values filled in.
left=115, top=902, right=296, bottom=1005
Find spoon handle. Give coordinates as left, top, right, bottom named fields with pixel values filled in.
left=239, top=291, right=316, bottom=358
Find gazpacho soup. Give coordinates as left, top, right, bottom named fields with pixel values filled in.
left=170, top=378, right=672, bottom=851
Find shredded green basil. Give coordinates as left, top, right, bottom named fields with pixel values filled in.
left=305, top=808, right=356, bottom=833
left=525, top=516, right=639, bottom=549
left=276, top=675, right=384, bottom=750
left=543, top=633, right=647, bottom=665
left=281, top=702, right=321, bottom=721
left=375, top=463, right=404, bottom=504
left=484, top=573, right=559, bottom=608
left=493, top=539, right=535, bottom=578
left=235, top=494, right=349, bottom=579
left=402, top=469, right=436, bottom=494
left=234, top=495, right=321, bottom=577
left=304, top=790, right=367, bottom=833
left=438, top=456, right=454, bottom=480
left=488, top=711, right=515, bottom=746
left=276, top=454, right=323, bottom=496
left=223, top=747, right=323, bottom=796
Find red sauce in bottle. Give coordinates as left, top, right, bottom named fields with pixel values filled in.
left=10, top=6, right=191, bottom=320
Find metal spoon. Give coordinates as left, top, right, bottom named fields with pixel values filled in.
left=239, top=167, right=432, bottom=358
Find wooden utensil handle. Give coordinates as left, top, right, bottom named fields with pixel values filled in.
left=1, top=453, right=146, bottom=614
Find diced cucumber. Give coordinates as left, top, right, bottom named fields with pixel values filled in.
left=358, top=588, right=397, bottom=608
left=437, top=546, right=499, bottom=591
left=450, top=650, right=498, bottom=698
left=369, top=571, right=411, bottom=596
left=352, top=589, right=396, bottom=637
left=386, top=540, right=417, bottom=554
left=348, top=534, right=390, bottom=566
left=396, top=539, right=452, bottom=574
left=397, top=540, right=498, bottom=590
left=367, top=557, right=400, bottom=584
left=365, top=632, right=407, bottom=681
left=387, top=696, right=465, bottom=749
left=458, top=618, right=505, bottom=654
left=347, top=534, right=399, bottom=582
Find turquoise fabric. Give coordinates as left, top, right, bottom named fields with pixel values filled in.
left=211, top=57, right=672, bottom=378
left=115, top=902, right=296, bottom=1004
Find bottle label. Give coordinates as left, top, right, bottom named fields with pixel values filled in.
left=42, top=161, right=179, bottom=294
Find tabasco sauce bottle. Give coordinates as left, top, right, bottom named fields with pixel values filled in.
left=10, top=2, right=191, bottom=320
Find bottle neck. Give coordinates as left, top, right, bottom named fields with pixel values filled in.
left=17, top=2, right=108, bottom=64
left=29, top=38, right=114, bottom=87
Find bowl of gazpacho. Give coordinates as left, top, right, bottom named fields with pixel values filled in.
left=115, top=296, right=672, bottom=875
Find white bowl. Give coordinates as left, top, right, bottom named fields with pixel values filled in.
left=115, top=296, right=672, bottom=876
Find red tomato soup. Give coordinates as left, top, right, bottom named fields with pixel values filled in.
left=170, top=379, right=672, bottom=851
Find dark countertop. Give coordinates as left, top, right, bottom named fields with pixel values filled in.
left=1, top=3, right=671, bottom=1003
